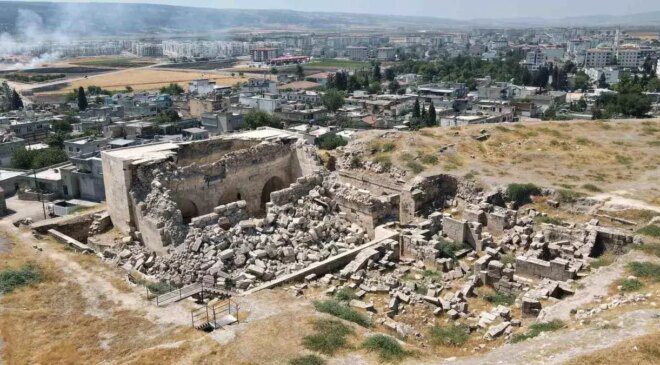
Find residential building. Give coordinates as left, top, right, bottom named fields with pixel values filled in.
left=584, top=48, right=613, bottom=68
left=585, top=67, right=620, bottom=85
left=60, top=154, right=105, bottom=201
left=377, top=47, right=396, bottom=61
left=0, top=135, right=26, bottom=167
left=64, top=137, right=109, bottom=157
left=346, top=46, right=369, bottom=61
left=251, top=48, right=278, bottom=62
left=239, top=93, right=280, bottom=113
left=200, top=112, right=244, bottom=133
left=241, top=79, right=278, bottom=94
left=7, top=120, right=51, bottom=142
left=616, top=46, right=654, bottom=69
left=188, top=79, right=216, bottom=96
left=182, top=128, right=209, bottom=141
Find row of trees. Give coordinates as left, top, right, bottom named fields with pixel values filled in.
left=11, top=147, right=69, bottom=170
left=410, top=98, right=437, bottom=128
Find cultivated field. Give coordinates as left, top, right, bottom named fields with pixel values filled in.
left=50, top=68, right=251, bottom=94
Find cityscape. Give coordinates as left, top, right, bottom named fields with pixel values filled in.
left=0, top=1, right=658, bottom=364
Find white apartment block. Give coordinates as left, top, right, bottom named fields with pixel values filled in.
left=584, top=49, right=613, bottom=68
left=616, top=46, right=654, bottom=68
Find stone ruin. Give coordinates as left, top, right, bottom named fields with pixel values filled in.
left=95, top=132, right=644, bottom=342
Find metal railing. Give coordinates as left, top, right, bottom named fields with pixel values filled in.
left=191, top=298, right=239, bottom=330
left=152, top=281, right=228, bottom=306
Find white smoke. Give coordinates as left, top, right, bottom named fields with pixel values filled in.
left=0, top=9, right=72, bottom=70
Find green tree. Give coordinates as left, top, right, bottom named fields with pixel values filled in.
left=368, top=81, right=382, bottom=94
left=598, top=73, right=608, bottom=89
left=159, top=83, right=184, bottom=95
left=372, top=63, right=381, bottom=81
left=243, top=110, right=282, bottom=129
left=384, top=68, right=395, bottom=82
left=51, top=119, right=73, bottom=133
left=427, top=101, right=437, bottom=126
left=321, top=89, right=345, bottom=113
left=10, top=148, right=33, bottom=169
left=316, top=133, right=347, bottom=150
left=77, top=87, right=88, bottom=111
left=153, top=110, right=181, bottom=124
left=31, top=148, right=69, bottom=169
left=46, top=132, right=69, bottom=149
left=388, top=80, right=400, bottom=94
left=270, top=67, right=279, bottom=75
left=412, top=98, right=420, bottom=118
left=574, top=71, right=590, bottom=91
left=296, top=64, right=304, bottom=80
left=10, top=90, right=23, bottom=110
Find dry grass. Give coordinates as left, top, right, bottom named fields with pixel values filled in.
left=352, top=119, right=660, bottom=205
left=563, top=332, right=660, bottom=365
left=50, top=68, right=250, bottom=93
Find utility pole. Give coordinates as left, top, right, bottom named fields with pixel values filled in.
left=33, top=169, right=46, bottom=219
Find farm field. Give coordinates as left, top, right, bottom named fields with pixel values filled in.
left=43, top=68, right=250, bottom=94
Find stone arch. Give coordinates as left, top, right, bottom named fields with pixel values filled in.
left=176, top=198, right=199, bottom=224
left=260, top=176, right=285, bottom=211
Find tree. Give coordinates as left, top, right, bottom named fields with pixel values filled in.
left=11, top=147, right=68, bottom=170
left=321, top=89, right=345, bottom=113
left=153, top=110, right=181, bottom=124
left=125, top=85, right=133, bottom=93
left=427, top=101, right=437, bottom=126
left=51, top=119, right=73, bottom=133
left=316, top=133, right=347, bottom=150
left=77, top=87, right=88, bottom=111
left=388, top=80, right=401, bottom=94
left=159, top=83, right=184, bottom=95
left=296, top=64, right=304, bottom=80
left=412, top=98, right=420, bottom=119
left=347, top=75, right=361, bottom=92
left=46, top=132, right=68, bottom=149
left=384, top=68, right=395, bottom=81
left=270, top=67, right=279, bottom=75
left=10, top=90, right=23, bottom=110
left=598, top=73, right=609, bottom=89
left=372, top=63, right=381, bottom=81
left=574, top=71, right=590, bottom=91
left=521, top=67, right=533, bottom=86
left=244, top=110, right=282, bottom=129
left=368, top=81, right=382, bottom=95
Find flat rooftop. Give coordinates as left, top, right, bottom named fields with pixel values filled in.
left=0, top=169, right=26, bottom=181
left=102, top=142, right=179, bottom=164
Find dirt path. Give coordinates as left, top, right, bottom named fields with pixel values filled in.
left=426, top=309, right=659, bottom=365
left=1, top=221, right=192, bottom=326
left=539, top=250, right=660, bottom=322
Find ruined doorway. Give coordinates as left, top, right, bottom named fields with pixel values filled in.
left=177, top=199, right=199, bottom=224
left=260, top=176, right=285, bottom=211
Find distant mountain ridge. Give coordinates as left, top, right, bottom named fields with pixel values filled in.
left=0, top=1, right=658, bottom=36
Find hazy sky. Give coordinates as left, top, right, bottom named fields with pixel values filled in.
left=18, top=0, right=660, bottom=19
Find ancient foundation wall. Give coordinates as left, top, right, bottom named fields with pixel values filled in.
left=515, top=256, right=576, bottom=281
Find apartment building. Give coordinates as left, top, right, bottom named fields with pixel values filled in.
left=584, top=48, right=613, bottom=68
left=346, top=46, right=369, bottom=61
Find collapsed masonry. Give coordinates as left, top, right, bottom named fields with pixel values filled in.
left=102, top=135, right=320, bottom=255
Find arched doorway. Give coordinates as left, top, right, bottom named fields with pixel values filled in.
left=260, top=176, right=285, bottom=211
left=176, top=199, right=199, bottom=224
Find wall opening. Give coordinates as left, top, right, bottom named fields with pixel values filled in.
left=177, top=199, right=199, bottom=224
left=260, top=176, right=285, bottom=211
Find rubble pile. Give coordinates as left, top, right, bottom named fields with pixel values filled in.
left=117, top=185, right=369, bottom=289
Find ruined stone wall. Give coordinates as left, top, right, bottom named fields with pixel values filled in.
left=329, top=182, right=399, bottom=239
left=271, top=174, right=323, bottom=207
left=515, top=256, right=577, bottom=281
left=101, top=150, right=136, bottom=234
left=400, top=174, right=459, bottom=223
left=191, top=200, right=249, bottom=229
